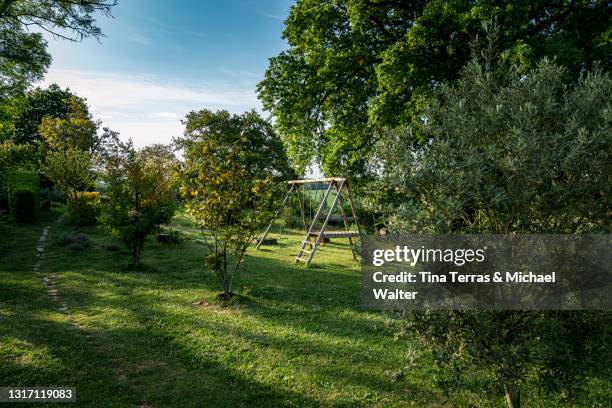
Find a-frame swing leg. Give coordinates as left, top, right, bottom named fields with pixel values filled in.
left=335, top=183, right=357, bottom=260
left=256, top=183, right=295, bottom=250
left=296, top=185, right=308, bottom=232
left=295, top=181, right=334, bottom=264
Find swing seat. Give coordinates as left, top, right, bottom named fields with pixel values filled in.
left=309, top=231, right=360, bottom=239
left=327, top=216, right=355, bottom=222
left=253, top=238, right=278, bottom=245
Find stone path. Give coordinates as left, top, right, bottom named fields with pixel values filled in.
left=34, top=215, right=69, bottom=313
left=33, top=216, right=156, bottom=407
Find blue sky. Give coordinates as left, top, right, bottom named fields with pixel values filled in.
left=40, top=0, right=293, bottom=147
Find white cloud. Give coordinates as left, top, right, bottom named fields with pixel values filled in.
left=149, top=111, right=178, bottom=119
left=41, top=69, right=261, bottom=148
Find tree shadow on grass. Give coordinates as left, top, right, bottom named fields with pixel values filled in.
left=1, top=280, right=323, bottom=407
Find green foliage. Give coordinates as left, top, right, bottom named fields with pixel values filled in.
left=53, top=231, right=90, bottom=251
left=258, top=0, right=611, bottom=178
left=10, top=84, right=76, bottom=145
left=6, top=170, right=39, bottom=223
left=100, top=141, right=178, bottom=266
left=377, top=59, right=611, bottom=234
left=178, top=109, right=294, bottom=297
left=38, top=95, right=100, bottom=153
left=9, top=188, right=36, bottom=223
left=379, top=54, right=612, bottom=406
left=0, top=0, right=117, bottom=99
left=0, top=93, right=25, bottom=141
left=0, top=1, right=117, bottom=95
left=0, top=0, right=118, bottom=41
left=0, top=140, right=36, bottom=208
left=0, top=23, right=50, bottom=96
left=0, top=139, right=35, bottom=170
left=40, top=147, right=94, bottom=202
left=67, top=191, right=100, bottom=226
left=39, top=186, right=65, bottom=203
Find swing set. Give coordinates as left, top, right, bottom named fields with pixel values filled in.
left=256, top=178, right=361, bottom=265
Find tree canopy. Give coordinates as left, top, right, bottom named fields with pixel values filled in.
left=257, top=0, right=611, bottom=178
left=0, top=0, right=118, bottom=95
left=38, top=94, right=99, bottom=153
left=9, top=83, right=76, bottom=145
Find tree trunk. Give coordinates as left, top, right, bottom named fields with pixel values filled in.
left=132, top=243, right=141, bottom=266
left=504, top=383, right=520, bottom=408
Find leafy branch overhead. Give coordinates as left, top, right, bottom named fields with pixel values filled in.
left=0, top=0, right=118, bottom=95
left=0, top=0, right=117, bottom=41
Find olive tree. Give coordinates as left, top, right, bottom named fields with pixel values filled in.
left=376, top=52, right=611, bottom=407
left=177, top=109, right=294, bottom=299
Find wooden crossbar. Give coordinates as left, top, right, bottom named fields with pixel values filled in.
left=287, top=178, right=346, bottom=185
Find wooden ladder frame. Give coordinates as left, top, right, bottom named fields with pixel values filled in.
left=256, top=178, right=360, bottom=265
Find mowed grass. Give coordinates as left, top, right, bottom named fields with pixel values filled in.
left=1, top=208, right=441, bottom=407
left=2, top=208, right=609, bottom=407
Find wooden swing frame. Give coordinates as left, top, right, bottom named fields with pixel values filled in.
left=256, top=178, right=361, bottom=265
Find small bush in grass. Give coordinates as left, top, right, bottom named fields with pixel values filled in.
left=53, top=232, right=90, bottom=251
left=10, top=188, right=37, bottom=223
left=156, top=228, right=183, bottom=244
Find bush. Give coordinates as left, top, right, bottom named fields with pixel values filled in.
left=68, top=191, right=100, bottom=226
left=156, top=229, right=183, bottom=244
left=10, top=188, right=37, bottom=223
left=53, top=232, right=90, bottom=251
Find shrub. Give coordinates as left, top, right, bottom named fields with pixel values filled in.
left=67, top=191, right=100, bottom=226
left=100, top=142, right=178, bottom=266
left=53, top=232, right=90, bottom=251
left=10, top=188, right=37, bottom=223
left=156, top=229, right=183, bottom=244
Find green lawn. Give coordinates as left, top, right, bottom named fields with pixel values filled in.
left=1, top=206, right=609, bottom=407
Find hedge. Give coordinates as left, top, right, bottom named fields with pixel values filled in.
left=7, top=170, right=40, bottom=222
left=11, top=188, right=37, bottom=223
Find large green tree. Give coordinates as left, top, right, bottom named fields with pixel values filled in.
left=258, top=0, right=611, bottom=178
